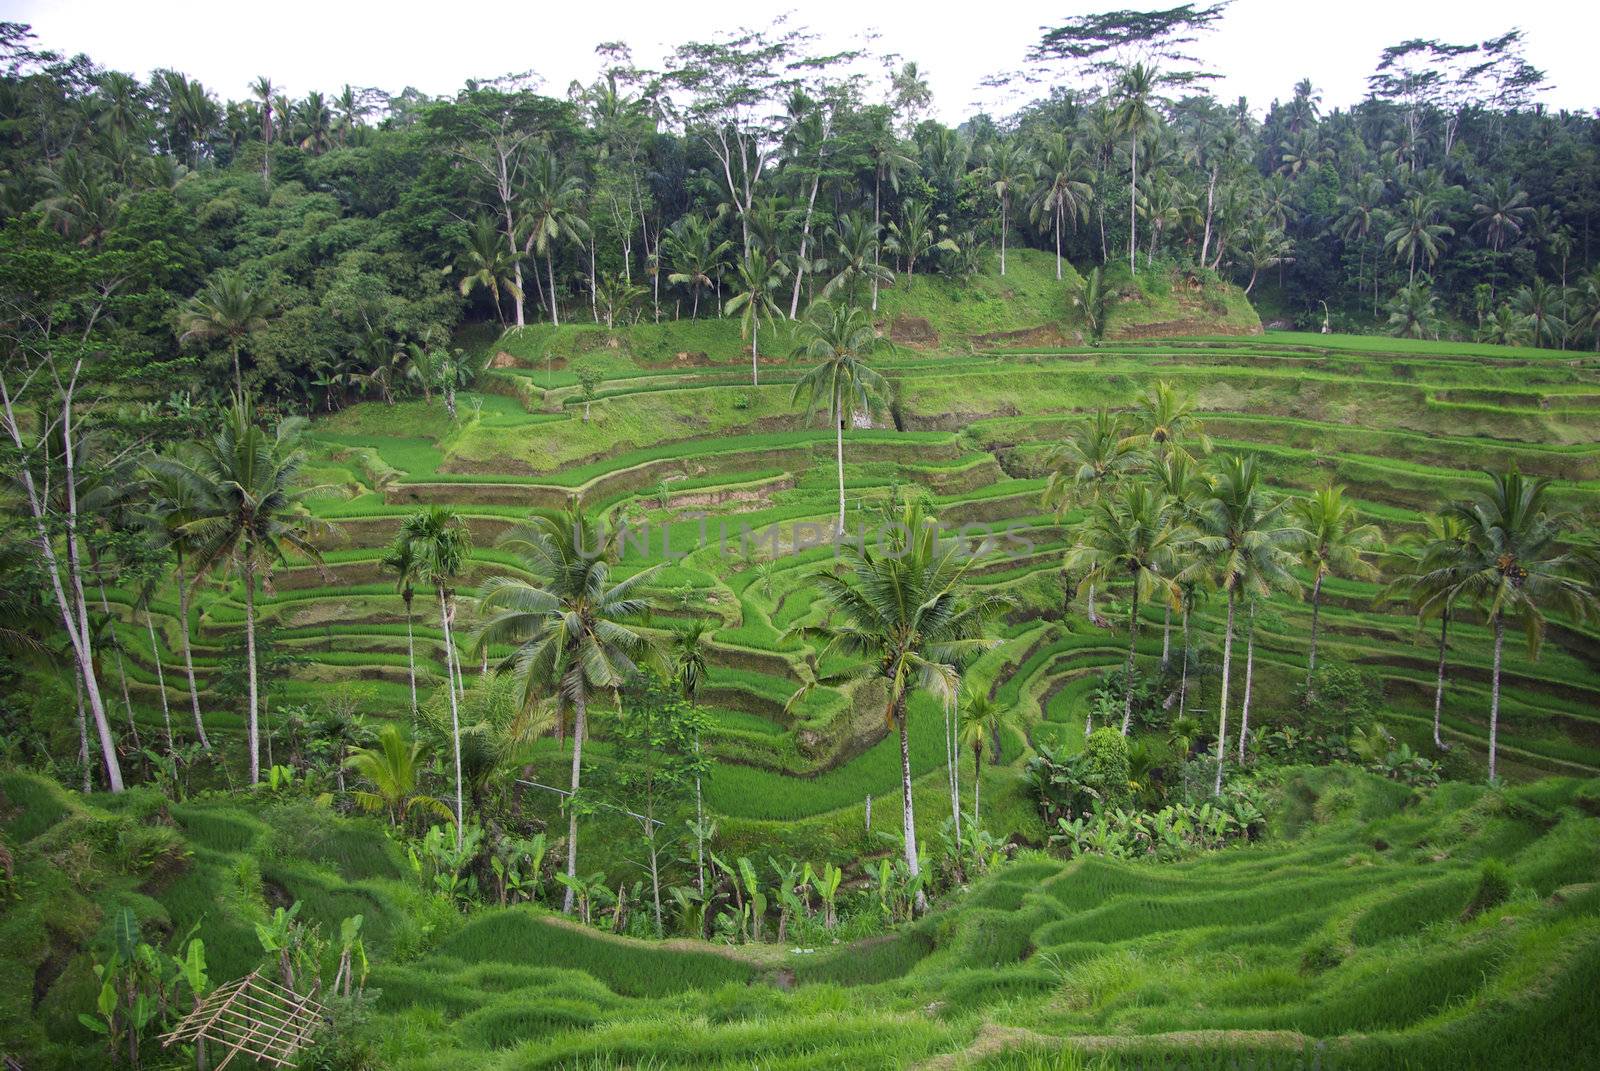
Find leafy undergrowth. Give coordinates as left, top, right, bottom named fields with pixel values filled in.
left=5, top=767, right=1598, bottom=1069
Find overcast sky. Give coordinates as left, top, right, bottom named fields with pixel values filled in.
left=5, top=0, right=1596, bottom=120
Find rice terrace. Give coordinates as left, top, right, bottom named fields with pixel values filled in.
left=2, top=4, right=1599, bottom=1069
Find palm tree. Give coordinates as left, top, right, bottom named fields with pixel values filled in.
left=140, top=454, right=212, bottom=749
left=1511, top=280, right=1566, bottom=348
left=1575, top=268, right=1600, bottom=352
left=663, top=215, right=730, bottom=320
left=1296, top=485, right=1382, bottom=698
left=396, top=507, right=473, bottom=847
left=790, top=302, right=891, bottom=536
left=1478, top=305, right=1532, bottom=347
left=297, top=91, right=333, bottom=154
left=1442, top=471, right=1598, bottom=781
left=824, top=213, right=894, bottom=308
left=1236, top=221, right=1293, bottom=296
left=1334, top=175, right=1385, bottom=318
left=984, top=139, right=1031, bottom=276
left=956, top=688, right=1003, bottom=821
left=1042, top=408, right=1140, bottom=622
left=672, top=618, right=712, bottom=891
left=381, top=534, right=424, bottom=716
left=794, top=502, right=1011, bottom=912
left=885, top=200, right=957, bottom=277
left=1471, top=178, right=1532, bottom=259
left=1386, top=279, right=1442, bottom=339
left=1149, top=451, right=1207, bottom=671
left=1028, top=134, right=1092, bottom=281
left=725, top=251, right=789, bottom=386
left=251, top=76, right=274, bottom=186
left=476, top=506, right=660, bottom=913
left=345, top=724, right=455, bottom=829
left=1128, top=379, right=1210, bottom=464
left=1114, top=62, right=1161, bottom=274
left=1067, top=482, right=1184, bottom=733
left=178, top=395, right=326, bottom=785
left=1191, top=455, right=1301, bottom=793
left=178, top=273, right=273, bottom=394
left=457, top=216, right=522, bottom=326
left=1380, top=513, right=1472, bottom=750
left=521, top=151, right=590, bottom=327
left=1385, top=195, right=1453, bottom=284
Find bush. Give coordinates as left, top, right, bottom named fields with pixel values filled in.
left=1081, top=729, right=1132, bottom=811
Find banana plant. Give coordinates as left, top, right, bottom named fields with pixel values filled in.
left=809, top=862, right=842, bottom=929
left=255, top=902, right=302, bottom=990
left=737, top=857, right=767, bottom=943
left=330, top=915, right=368, bottom=997
left=768, top=857, right=804, bottom=943
left=709, top=852, right=746, bottom=938
left=669, top=884, right=709, bottom=938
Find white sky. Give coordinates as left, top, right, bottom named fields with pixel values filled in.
left=4, top=0, right=1596, bottom=121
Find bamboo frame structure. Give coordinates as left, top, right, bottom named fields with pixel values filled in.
left=160, top=971, right=326, bottom=1070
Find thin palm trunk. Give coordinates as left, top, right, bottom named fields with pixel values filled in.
left=437, top=583, right=464, bottom=849
left=1000, top=197, right=1008, bottom=276
left=972, top=746, right=982, bottom=821
left=563, top=691, right=588, bottom=913
left=244, top=556, right=261, bottom=785
left=1199, top=166, right=1216, bottom=266
left=1488, top=614, right=1503, bottom=782
left=790, top=170, right=822, bottom=317
left=546, top=251, right=560, bottom=327
left=1054, top=208, right=1063, bottom=280
left=1432, top=610, right=1450, bottom=749
left=835, top=402, right=847, bottom=536
left=1237, top=603, right=1256, bottom=763
left=404, top=595, right=417, bottom=715
left=1178, top=605, right=1191, bottom=719
left=750, top=314, right=759, bottom=386
left=1121, top=584, right=1139, bottom=734
left=145, top=608, right=173, bottom=753
left=871, top=169, right=883, bottom=312
left=98, top=580, right=140, bottom=751
left=1305, top=571, right=1325, bottom=697
left=503, top=208, right=525, bottom=328
left=894, top=689, right=926, bottom=913
left=1161, top=604, right=1172, bottom=671
left=1128, top=136, right=1138, bottom=274
left=230, top=340, right=243, bottom=396
left=1213, top=590, right=1235, bottom=795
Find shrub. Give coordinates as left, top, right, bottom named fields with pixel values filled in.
left=1081, top=729, right=1132, bottom=811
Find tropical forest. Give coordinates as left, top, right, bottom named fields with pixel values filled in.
left=1, top=4, right=1599, bottom=1069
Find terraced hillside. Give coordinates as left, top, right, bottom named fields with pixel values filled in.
left=6, top=766, right=1598, bottom=1069
left=93, top=258, right=1600, bottom=864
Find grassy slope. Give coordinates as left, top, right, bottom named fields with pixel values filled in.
left=6, top=768, right=1598, bottom=1069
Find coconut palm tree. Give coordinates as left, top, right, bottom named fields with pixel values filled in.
left=984, top=139, right=1031, bottom=276
left=1127, top=379, right=1211, bottom=465
left=663, top=215, right=730, bottom=320
left=177, top=395, right=327, bottom=785
left=1471, top=178, right=1532, bottom=257
left=396, top=507, right=473, bottom=847
left=1511, top=280, right=1566, bottom=348
left=1386, top=279, right=1442, bottom=339
left=791, top=502, right=1011, bottom=912
left=1379, top=513, right=1472, bottom=750
left=790, top=302, right=892, bottom=536
left=520, top=151, right=590, bottom=326
left=824, top=213, right=894, bottom=308
left=956, top=688, right=1003, bottom=821
left=1066, top=482, right=1185, bottom=733
left=1296, top=485, right=1383, bottom=697
left=671, top=617, right=713, bottom=891
left=1149, top=451, right=1208, bottom=671
left=251, top=76, right=274, bottom=185
left=1114, top=62, right=1161, bottom=274
left=381, top=534, right=424, bottom=716
left=139, top=454, right=211, bottom=749
left=884, top=200, right=957, bottom=277
left=1442, top=471, right=1599, bottom=781
left=345, top=724, right=455, bottom=829
left=297, top=91, right=333, bottom=154
left=178, top=273, right=274, bottom=395
left=476, top=506, right=661, bottom=913
left=1576, top=268, right=1600, bottom=352
left=457, top=216, right=522, bottom=326
left=725, top=251, right=789, bottom=386
left=1385, top=195, right=1453, bottom=284
left=1028, top=134, right=1093, bottom=281
left=1190, top=455, right=1301, bottom=793
left=1042, top=408, right=1141, bottom=622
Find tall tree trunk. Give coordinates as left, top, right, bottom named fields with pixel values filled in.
left=835, top=401, right=847, bottom=536
left=97, top=580, right=140, bottom=751
left=1432, top=610, right=1449, bottom=750
left=1000, top=197, right=1008, bottom=276
left=1305, top=571, right=1324, bottom=698
left=1213, top=590, right=1235, bottom=796
left=750, top=313, right=759, bottom=386
left=145, top=608, right=173, bottom=752
left=438, top=584, right=464, bottom=850
left=503, top=207, right=525, bottom=328
left=972, top=747, right=982, bottom=822
left=589, top=236, right=598, bottom=324
left=174, top=559, right=208, bottom=749
left=1121, top=585, right=1139, bottom=734
left=1199, top=165, right=1217, bottom=266
left=404, top=595, right=417, bottom=715
left=1128, top=136, right=1138, bottom=274
left=894, top=689, right=925, bottom=914
left=1054, top=209, right=1063, bottom=280
left=1178, top=605, right=1191, bottom=720
left=546, top=251, right=560, bottom=327
left=76, top=673, right=91, bottom=792
left=244, top=556, right=261, bottom=785
left=1488, top=614, right=1503, bottom=782
left=230, top=340, right=243, bottom=397
left=1237, top=602, right=1256, bottom=763
left=1161, top=604, right=1172, bottom=671
left=563, top=691, right=588, bottom=913
left=790, top=170, right=822, bottom=318
left=871, top=169, right=883, bottom=313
